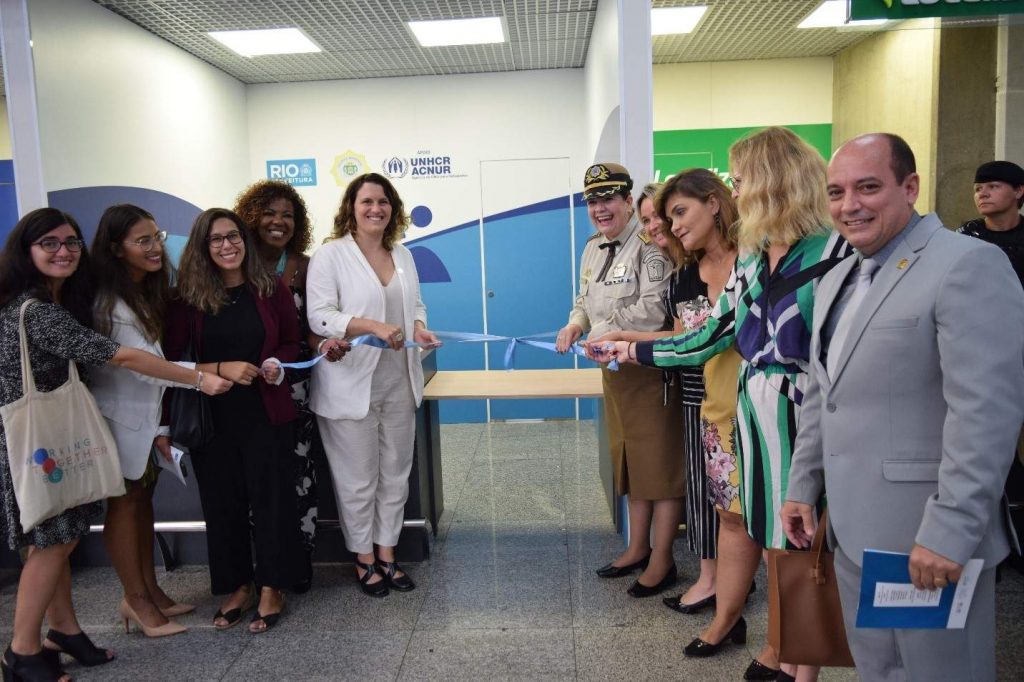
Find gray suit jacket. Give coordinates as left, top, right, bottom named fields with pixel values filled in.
left=788, top=214, right=1024, bottom=568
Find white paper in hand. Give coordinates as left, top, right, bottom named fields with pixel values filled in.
left=155, top=446, right=188, bottom=487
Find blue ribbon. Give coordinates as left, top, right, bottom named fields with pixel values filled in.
left=278, top=330, right=618, bottom=372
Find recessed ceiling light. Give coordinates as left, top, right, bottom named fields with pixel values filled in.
left=208, top=28, right=321, bottom=57
left=651, top=6, right=708, bottom=36
left=407, top=17, right=505, bottom=47
left=798, top=0, right=887, bottom=29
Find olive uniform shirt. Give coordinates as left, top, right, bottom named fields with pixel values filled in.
left=568, top=212, right=671, bottom=338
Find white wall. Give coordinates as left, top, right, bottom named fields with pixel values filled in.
left=246, top=68, right=587, bottom=246
left=584, top=0, right=620, bottom=163
left=27, top=0, right=248, bottom=207
left=0, top=96, right=10, bottom=158
left=653, top=57, right=833, bottom=130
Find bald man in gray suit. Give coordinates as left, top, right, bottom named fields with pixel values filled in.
left=781, top=133, right=1024, bottom=681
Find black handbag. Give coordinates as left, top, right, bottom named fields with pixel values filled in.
left=169, top=312, right=214, bottom=450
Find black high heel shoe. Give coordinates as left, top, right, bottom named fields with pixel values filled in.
left=594, top=552, right=650, bottom=578
left=2, top=645, right=64, bottom=682
left=42, top=629, right=113, bottom=667
left=682, top=616, right=747, bottom=657
left=355, top=559, right=389, bottom=597
left=377, top=560, right=415, bottom=592
left=626, top=564, right=677, bottom=598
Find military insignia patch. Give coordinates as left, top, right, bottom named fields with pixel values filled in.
left=646, top=259, right=665, bottom=282
left=588, top=165, right=609, bottom=180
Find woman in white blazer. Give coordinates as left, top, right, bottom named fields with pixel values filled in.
left=307, top=173, right=438, bottom=597
left=90, top=205, right=230, bottom=637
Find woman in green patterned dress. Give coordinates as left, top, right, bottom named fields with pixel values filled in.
left=601, top=127, right=851, bottom=681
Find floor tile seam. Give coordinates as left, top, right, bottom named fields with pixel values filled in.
left=217, top=631, right=263, bottom=681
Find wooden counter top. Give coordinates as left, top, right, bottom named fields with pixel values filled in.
left=422, top=369, right=604, bottom=400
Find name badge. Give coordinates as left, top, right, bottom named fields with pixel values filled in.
left=611, top=263, right=627, bottom=279
left=604, top=277, right=633, bottom=286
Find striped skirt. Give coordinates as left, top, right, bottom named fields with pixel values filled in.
left=682, top=402, right=718, bottom=559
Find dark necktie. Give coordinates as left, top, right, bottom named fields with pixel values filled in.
left=597, top=240, right=620, bottom=281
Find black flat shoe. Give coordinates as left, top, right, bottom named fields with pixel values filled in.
left=213, top=589, right=255, bottom=630
left=356, top=559, right=389, bottom=597
left=743, top=659, right=781, bottom=680
left=249, top=609, right=282, bottom=634
left=2, top=646, right=64, bottom=682
left=595, top=553, right=650, bottom=578
left=377, top=560, right=415, bottom=592
left=43, top=629, right=113, bottom=667
left=682, top=617, right=747, bottom=657
left=627, top=564, right=677, bottom=598
left=662, top=591, right=716, bottom=614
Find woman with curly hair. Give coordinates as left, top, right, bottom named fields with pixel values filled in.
left=306, top=173, right=439, bottom=597
left=234, top=180, right=347, bottom=593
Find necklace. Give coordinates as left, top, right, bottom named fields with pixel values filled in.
left=227, top=285, right=244, bottom=305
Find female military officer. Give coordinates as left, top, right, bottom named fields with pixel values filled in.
left=555, top=163, right=684, bottom=597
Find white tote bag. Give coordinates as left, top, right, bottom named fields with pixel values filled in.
left=0, top=299, right=124, bottom=532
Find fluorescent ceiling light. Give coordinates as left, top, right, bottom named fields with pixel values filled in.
left=208, top=28, right=320, bottom=57
left=408, top=17, right=505, bottom=47
left=651, top=6, right=708, bottom=36
left=798, top=1, right=887, bottom=29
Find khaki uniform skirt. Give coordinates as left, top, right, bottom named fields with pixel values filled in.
left=602, top=363, right=685, bottom=501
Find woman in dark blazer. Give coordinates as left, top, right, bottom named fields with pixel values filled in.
left=164, top=208, right=302, bottom=634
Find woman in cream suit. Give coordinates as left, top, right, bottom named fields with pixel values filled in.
left=307, top=173, right=438, bottom=597
left=90, top=204, right=231, bottom=637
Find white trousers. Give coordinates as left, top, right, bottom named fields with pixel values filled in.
left=317, top=368, right=415, bottom=555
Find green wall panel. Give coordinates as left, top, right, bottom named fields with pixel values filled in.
left=653, top=123, right=833, bottom=182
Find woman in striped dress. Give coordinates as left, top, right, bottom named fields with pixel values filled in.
left=603, top=127, right=851, bottom=681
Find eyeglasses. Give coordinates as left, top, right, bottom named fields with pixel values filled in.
left=207, top=230, right=243, bottom=249
left=727, top=176, right=743, bottom=191
left=125, top=230, right=168, bottom=252
left=33, top=237, right=85, bottom=253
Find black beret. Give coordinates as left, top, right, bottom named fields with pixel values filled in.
left=975, top=161, right=1024, bottom=186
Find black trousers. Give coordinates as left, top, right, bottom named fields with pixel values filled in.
left=191, top=412, right=301, bottom=594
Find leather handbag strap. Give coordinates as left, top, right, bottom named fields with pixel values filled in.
left=812, top=508, right=830, bottom=585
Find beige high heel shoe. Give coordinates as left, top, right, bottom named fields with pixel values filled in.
left=159, top=602, right=196, bottom=618
left=119, top=599, right=187, bottom=638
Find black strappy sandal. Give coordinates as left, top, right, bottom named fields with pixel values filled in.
left=3, top=645, right=67, bottom=682
left=355, top=559, right=389, bottom=597
left=377, top=559, right=415, bottom=592
left=43, top=629, right=113, bottom=667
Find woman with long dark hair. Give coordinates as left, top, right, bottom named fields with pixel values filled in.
left=164, top=208, right=303, bottom=633
left=89, top=204, right=200, bottom=637
left=0, top=208, right=229, bottom=682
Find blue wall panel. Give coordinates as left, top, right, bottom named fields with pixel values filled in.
left=414, top=223, right=488, bottom=423
left=0, top=161, right=17, bottom=243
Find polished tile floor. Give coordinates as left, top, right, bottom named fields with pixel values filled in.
left=2, top=420, right=1022, bottom=680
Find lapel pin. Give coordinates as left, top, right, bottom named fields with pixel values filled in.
left=896, top=258, right=908, bottom=270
